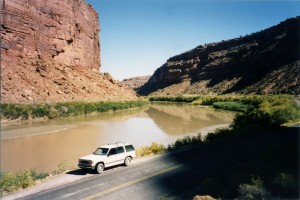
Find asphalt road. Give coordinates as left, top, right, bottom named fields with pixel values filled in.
left=19, top=127, right=299, bottom=200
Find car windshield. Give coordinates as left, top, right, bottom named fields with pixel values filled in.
left=93, top=148, right=109, bottom=155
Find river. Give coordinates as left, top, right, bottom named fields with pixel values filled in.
left=1, top=103, right=236, bottom=173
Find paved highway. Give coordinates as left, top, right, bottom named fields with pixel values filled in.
left=19, top=127, right=298, bottom=200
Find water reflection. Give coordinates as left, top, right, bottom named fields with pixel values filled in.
left=147, top=103, right=235, bottom=135
left=1, top=104, right=235, bottom=172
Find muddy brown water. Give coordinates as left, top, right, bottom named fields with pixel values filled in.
left=1, top=103, right=236, bottom=173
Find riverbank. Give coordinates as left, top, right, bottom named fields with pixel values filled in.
left=150, top=94, right=300, bottom=125
left=1, top=100, right=149, bottom=122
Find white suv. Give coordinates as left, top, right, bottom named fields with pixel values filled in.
left=78, top=142, right=136, bottom=173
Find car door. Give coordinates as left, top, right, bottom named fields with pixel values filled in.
left=116, top=146, right=126, bottom=164
left=106, top=148, right=118, bottom=167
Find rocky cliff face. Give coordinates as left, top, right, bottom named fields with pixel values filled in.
left=121, top=76, right=151, bottom=92
left=1, top=0, right=137, bottom=103
left=139, top=17, right=300, bottom=96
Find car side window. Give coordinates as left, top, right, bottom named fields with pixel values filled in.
left=117, top=146, right=125, bottom=154
left=109, top=148, right=117, bottom=155
left=125, top=145, right=135, bottom=152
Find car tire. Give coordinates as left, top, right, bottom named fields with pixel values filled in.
left=124, top=157, right=132, bottom=166
left=95, top=163, right=104, bottom=174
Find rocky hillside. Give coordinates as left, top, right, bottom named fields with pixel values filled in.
left=1, top=0, right=136, bottom=103
left=139, top=17, right=299, bottom=96
left=121, top=76, right=150, bottom=92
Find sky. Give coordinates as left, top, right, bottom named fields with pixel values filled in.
left=85, top=0, right=299, bottom=80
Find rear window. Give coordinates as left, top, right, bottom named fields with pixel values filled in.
left=125, top=145, right=135, bottom=152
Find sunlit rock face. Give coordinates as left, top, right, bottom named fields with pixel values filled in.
left=139, top=17, right=300, bottom=96
left=1, top=0, right=137, bottom=103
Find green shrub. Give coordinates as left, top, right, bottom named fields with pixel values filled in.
left=136, top=145, right=150, bottom=157
left=149, top=142, right=165, bottom=154
left=48, top=106, right=60, bottom=119
left=168, top=134, right=203, bottom=150
left=204, top=128, right=235, bottom=142
left=212, top=101, right=251, bottom=112
left=1, top=100, right=149, bottom=120
left=231, top=96, right=300, bottom=128
left=0, top=172, right=18, bottom=192
left=31, top=105, right=49, bottom=118
left=1, top=104, right=30, bottom=119
left=148, top=95, right=200, bottom=103
left=238, top=176, right=272, bottom=200
left=192, top=95, right=241, bottom=105
left=53, top=161, right=76, bottom=175
left=0, top=169, right=45, bottom=193
left=271, top=173, right=297, bottom=197
left=136, top=142, right=165, bottom=157
left=15, top=170, right=35, bottom=189
left=30, top=169, right=49, bottom=181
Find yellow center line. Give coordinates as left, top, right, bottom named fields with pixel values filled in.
left=81, top=164, right=184, bottom=200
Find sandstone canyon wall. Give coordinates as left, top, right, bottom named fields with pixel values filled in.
left=121, top=76, right=150, bottom=92
left=139, top=17, right=299, bottom=96
left=1, top=0, right=136, bottom=103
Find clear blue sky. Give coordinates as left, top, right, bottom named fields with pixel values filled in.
left=85, top=0, right=299, bottom=80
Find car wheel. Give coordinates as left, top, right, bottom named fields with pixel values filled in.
left=96, top=163, right=104, bottom=174
left=124, top=157, right=132, bottom=166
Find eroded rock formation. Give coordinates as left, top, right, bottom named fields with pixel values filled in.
left=1, top=0, right=137, bottom=103
left=139, top=17, right=300, bottom=96
left=121, top=76, right=151, bottom=92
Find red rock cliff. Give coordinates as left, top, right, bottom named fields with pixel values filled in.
left=139, top=17, right=299, bottom=96
left=1, top=0, right=137, bottom=103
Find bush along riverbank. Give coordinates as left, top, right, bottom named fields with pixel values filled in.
left=149, top=95, right=300, bottom=118
left=0, top=170, right=48, bottom=193
left=0, top=161, right=77, bottom=194
left=0, top=100, right=149, bottom=121
left=142, top=94, right=300, bottom=199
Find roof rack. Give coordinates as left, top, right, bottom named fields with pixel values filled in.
left=107, top=142, right=126, bottom=146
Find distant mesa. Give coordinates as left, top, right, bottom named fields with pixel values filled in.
left=138, top=17, right=300, bottom=96
left=121, top=76, right=151, bottom=92
left=0, top=0, right=137, bottom=103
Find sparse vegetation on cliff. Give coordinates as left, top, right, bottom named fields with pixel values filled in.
left=1, top=100, right=149, bottom=121
left=138, top=17, right=300, bottom=96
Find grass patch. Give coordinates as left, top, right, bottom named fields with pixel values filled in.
left=52, top=161, right=76, bottom=175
